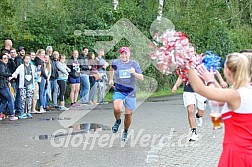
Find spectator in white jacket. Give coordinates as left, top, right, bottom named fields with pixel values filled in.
left=12, top=54, right=36, bottom=119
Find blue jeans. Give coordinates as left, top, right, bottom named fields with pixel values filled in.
left=14, top=83, right=22, bottom=115
left=89, top=76, right=97, bottom=102
left=0, top=87, right=15, bottom=115
left=38, top=78, right=46, bottom=108
left=49, top=79, right=58, bottom=106
left=79, top=74, right=90, bottom=103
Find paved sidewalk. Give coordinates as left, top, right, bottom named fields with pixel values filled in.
left=146, top=122, right=223, bottom=167
left=145, top=95, right=223, bottom=167
left=0, top=94, right=223, bottom=167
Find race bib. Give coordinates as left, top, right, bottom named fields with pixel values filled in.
left=119, top=70, right=131, bottom=79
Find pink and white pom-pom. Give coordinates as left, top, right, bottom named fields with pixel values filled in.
left=150, top=30, right=199, bottom=75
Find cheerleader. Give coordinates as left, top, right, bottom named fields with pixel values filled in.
left=188, top=53, right=252, bottom=166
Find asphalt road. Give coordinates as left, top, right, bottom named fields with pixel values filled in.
left=0, top=94, right=223, bottom=167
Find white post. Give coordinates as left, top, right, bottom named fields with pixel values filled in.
left=113, top=0, right=119, bottom=10
left=157, top=0, right=164, bottom=21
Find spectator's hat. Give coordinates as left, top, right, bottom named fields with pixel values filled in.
left=18, top=46, right=25, bottom=52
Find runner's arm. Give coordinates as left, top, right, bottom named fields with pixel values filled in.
left=109, top=65, right=114, bottom=86
left=172, top=76, right=183, bottom=93
left=129, top=67, right=143, bottom=80
left=215, top=70, right=228, bottom=88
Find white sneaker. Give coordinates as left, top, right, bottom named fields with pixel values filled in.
left=9, top=116, right=18, bottom=121
left=189, top=133, right=198, bottom=141
left=196, top=117, right=203, bottom=127
left=39, top=108, right=46, bottom=113
left=59, top=106, right=69, bottom=111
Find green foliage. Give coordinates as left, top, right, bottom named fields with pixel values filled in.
left=1, top=0, right=252, bottom=91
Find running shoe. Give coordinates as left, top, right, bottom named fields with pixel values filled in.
left=189, top=133, right=198, bottom=141
left=122, top=131, right=128, bottom=141
left=112, top=120, right=121, bottom=133
left=0, top=113, right=6, bottom=119
left=10, top=115, right=19, bottom=121
left=39, top=108, right=46, bottom=113
left=18, top=113, right=27, bottom=119
left=26, top=113, right=33, bottom=118
left=59, top=106, right=69, bottom=111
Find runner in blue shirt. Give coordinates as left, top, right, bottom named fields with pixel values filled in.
left=109, top=47, right=144, bottom=141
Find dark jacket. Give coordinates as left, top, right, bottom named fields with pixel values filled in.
left=78, top=54, right=90, bottom=73
left=8, top=58, right=16, bottom=74
left=34, top=57, right=48, bottom=79
left=0, top=61, right=12, bottom=88
left=8, top=58, right=16, bottom=82
left=14, top=55, right=24, bottom=68
left=14, top=55, right=24, bottom=83
left=50, top=59, right=59, bottom=80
